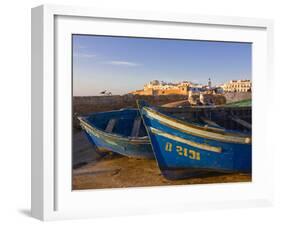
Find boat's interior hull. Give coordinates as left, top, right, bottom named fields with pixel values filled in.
left=159, top=106, right=252, bottom=133
left=86, top=109, right=148, bottom=138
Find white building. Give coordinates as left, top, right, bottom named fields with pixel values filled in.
left=222, top=80, right=251, bottom=92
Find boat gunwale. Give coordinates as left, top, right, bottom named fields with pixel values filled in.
left=78, top=116, right=151, bottom=144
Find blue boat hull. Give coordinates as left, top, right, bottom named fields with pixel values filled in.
left=138, top=102, right=252, bottom=179
left=79, top=109, right=154, bottom=159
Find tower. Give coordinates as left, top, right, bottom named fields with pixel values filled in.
left=208, top=78, right=211, bottom=88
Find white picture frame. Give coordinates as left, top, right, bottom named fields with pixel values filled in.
left=31, top=4, right=274, bottom=221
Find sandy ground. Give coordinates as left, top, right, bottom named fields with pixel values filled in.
left=72, top=131, right=251, bottom=190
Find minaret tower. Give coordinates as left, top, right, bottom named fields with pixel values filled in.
left=208, top=78, right=212, bottom=88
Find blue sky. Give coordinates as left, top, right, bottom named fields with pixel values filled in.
left=73, top=35, right=251, bottom=96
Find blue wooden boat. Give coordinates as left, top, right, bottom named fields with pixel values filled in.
left=78, top=109, right=154, bottom=159
left=137, top=100, right=252, bottom=180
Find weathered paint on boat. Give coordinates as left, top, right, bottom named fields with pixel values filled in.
left=78, top=109, right=154, bottom=159
left=137, top=100, right=252, bottom=180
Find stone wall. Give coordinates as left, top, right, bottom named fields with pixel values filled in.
left=73, top=94, right=187, bottom=112
left=224, top=92, right=252, bottom=103
left=73, top=95, right=187, bottom=129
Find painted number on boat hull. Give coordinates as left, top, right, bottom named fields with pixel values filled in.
left=165, top=142, right=200, bottom=160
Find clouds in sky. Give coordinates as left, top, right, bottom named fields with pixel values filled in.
left=107, top=60, right=141, bottom=67
left=73, top=53, right=96, bottom=58
left=73, top=51, right=140, bottom=67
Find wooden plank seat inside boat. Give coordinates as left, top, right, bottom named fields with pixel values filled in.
left=200, top=117, right=222, bottom=128
left=229, top=115, right=252, bottom=130
left=131, top=117, right=142, bottom=137
left=105, top=118, right=117, bottom=133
